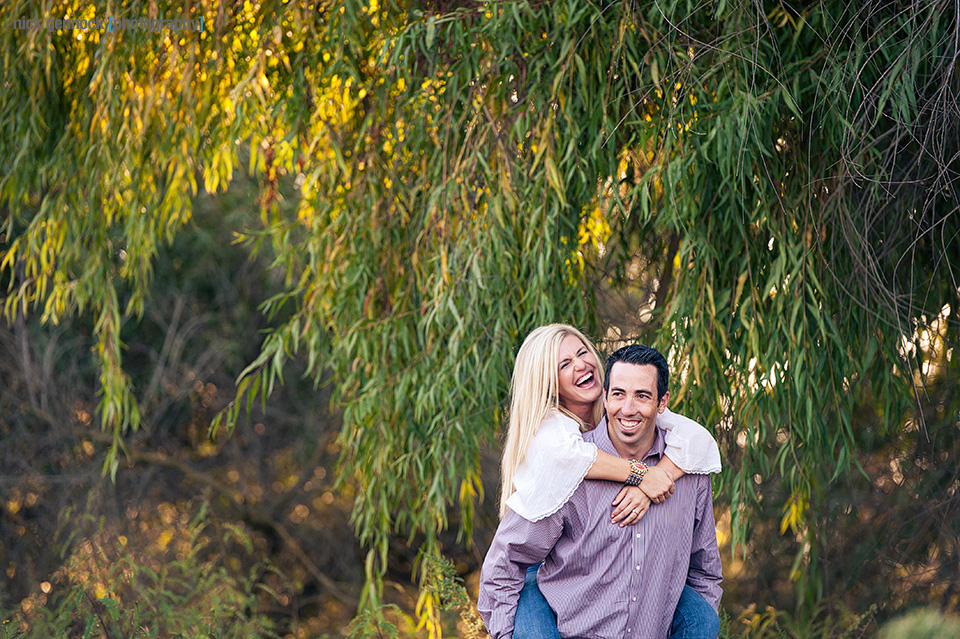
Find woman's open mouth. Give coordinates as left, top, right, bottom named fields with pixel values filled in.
left=575, top=372, right=595, bottom=388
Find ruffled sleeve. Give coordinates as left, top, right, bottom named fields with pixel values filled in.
left=505, top=411, right=598, bottom=521
left=659, top=407, right=722, bottom=474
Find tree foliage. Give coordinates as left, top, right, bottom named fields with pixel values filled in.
left=3, top=0, right=959, bottom=619
left=5, top=504, right=278, bottom=639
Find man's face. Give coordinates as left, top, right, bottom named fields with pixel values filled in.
left=603, top=362, right=668, bottom=457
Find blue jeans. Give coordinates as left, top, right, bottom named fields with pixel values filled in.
left=514, top=565, right=719, bottom=639
left=668, top=583, right=721, bottom=639
left=514, top=565, right=560, bottom=639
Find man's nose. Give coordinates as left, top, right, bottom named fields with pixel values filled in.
left=623, top=397, right=640, bottom=415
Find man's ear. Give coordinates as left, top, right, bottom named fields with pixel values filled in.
left=657, top=391, right=669, bottom=414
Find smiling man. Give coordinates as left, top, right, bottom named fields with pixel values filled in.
left=604, top=345, right=675, bottom=455
left=479, top=344, right=722, bottom=639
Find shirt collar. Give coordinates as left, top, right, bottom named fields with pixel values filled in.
left=593, top=416, right=666, bottom=464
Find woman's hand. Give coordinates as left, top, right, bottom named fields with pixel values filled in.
left=640, top=466, right=675, bottom=504
left=611, top=486, right=651, bottom=527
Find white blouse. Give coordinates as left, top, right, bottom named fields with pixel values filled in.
left=505, top=407, right=722, bottom=522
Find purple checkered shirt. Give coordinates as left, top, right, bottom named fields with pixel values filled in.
left=478, top=418, right=722, bottom=639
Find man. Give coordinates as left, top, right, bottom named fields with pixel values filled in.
left=478, top=344, right=722, bottom=639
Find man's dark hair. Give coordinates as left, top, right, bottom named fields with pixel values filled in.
left=603, top=344, right=669, bottom=402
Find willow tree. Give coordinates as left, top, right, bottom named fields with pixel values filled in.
left=3, top=0, right=958, bottom=624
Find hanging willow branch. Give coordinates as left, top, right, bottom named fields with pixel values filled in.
left=2, top=0, right=958, bottom=613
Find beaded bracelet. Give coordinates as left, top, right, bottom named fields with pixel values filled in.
left=625, top=459, right=648, bottom=486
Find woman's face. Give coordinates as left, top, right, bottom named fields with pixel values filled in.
left=556, top=334, right=602, bottom=412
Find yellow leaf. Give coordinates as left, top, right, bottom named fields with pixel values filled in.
left=157, top=529, right=174, bottom=551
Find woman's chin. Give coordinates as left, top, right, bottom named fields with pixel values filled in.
left=574, top=384, right=602, bottom=404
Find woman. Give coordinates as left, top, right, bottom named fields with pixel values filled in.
left=501, top=324, right=721, bottom=638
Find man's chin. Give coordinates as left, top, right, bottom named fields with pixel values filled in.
left=611, top=420, right=652, bottom=451
left=617, top=430, right=638, bottom=443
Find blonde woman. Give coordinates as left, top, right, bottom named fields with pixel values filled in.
left=501, top=324, right=721, bottom=639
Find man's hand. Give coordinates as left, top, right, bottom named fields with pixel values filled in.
left=611, top=486, right=651, bottom=527
left=640, top=466, right=675, bottom=504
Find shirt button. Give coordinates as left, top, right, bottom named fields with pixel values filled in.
left=632, top=596, right=637, bottom=602
left=635, top=565, right=641, bottom=570
left=636, top=533, right=641, bottom=538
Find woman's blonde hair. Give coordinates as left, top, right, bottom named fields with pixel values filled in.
left=499, top=324, right=604, bottom=518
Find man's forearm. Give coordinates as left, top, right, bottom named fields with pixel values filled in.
left=686, top=563, right=723, bottom=611
left=478, top=511, right=561, bottom=638
left=477, top=553, right=523, bottom=639
left=687, top=477, right=723, bottom=610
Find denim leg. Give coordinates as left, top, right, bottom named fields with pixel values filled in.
left=513, top=564, right=561, bottom=639
left=669, top=585, right=720, bottom=639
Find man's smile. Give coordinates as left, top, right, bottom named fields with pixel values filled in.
left=615, top=417, right=642, bottom=433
